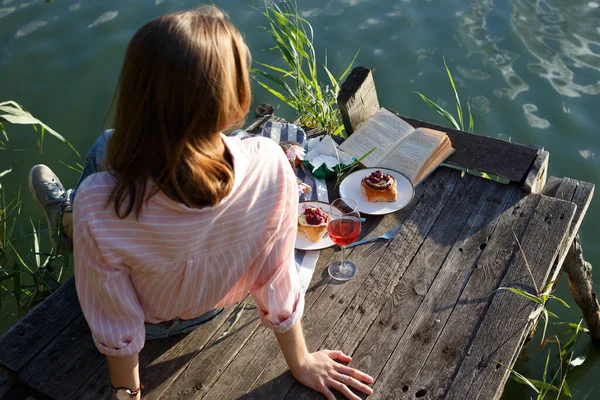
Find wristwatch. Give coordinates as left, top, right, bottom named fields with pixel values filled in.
left=111, top=385, right=140, bottom=399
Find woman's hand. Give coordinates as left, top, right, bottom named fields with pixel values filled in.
left=291, top=350, right=374, bottom=400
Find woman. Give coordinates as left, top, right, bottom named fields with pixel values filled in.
left=28, top=6, right=374, bottom=400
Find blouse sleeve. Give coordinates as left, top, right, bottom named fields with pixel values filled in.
left=250, top=158, right=304, bottom=333
left=73, top=204, right=146, bottom=357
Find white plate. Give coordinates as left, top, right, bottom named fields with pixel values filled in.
left=339, top=168, right=414, bottom=215
left=295, top=201, right=337, bottom=251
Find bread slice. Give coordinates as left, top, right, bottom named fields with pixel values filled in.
left=361, top=175, right=397, bottom=202
left=298, top=207, right=328, bottom=242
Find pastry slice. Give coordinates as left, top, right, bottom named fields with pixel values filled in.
left=298, top=206, right=328, bottom=242
left=361, top=170, right=397, bottom=202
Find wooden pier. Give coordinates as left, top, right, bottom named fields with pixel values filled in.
left=0, top=67, right=595, bottom=399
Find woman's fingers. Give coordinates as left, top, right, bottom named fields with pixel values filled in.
left=321, top=385, right=336, bottom=400
left=335, top=364, right=375, bottom=384
left=326, top=350, right=352, bottom=362
left=332, top=372, right=374, bottom=396
left=327, top=379, right=362, bottom=400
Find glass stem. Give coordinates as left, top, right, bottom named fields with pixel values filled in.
left=340, top=246, right=346, bottom=270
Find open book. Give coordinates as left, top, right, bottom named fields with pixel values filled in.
left=339, top=108, right=455, bottom=185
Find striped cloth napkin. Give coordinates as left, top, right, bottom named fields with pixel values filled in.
left=231, top=122, right=328, bottom=293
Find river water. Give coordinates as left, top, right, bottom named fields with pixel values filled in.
left=1, top=0, right=599, bottom=397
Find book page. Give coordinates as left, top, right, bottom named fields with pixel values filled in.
left=378, top=128, right=445, bottom=183
left=339, top=108, right=415, bottom=167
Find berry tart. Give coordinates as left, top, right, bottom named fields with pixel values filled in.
left=360, top=170, right=397, bottom=202
left=298, top=206, right=329, bottom=242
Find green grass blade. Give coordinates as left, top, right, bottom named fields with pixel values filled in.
left=0, top=121, right=7, bottom=142
left=414, top=92, right=460, bottom=130
left=497, top=286, right=543, bottom=305
left=443, top=57, right=463, bottom=130
left=505, top=365, right=540, bottom=394
left=549, top=295, right=571, bottom=309
left=30, top=218, right=40, bottom=268
left=542, top=349, right=550, bottom=388
left=467, top=96, right=474, bottom=132
left=256, top=81, right=293, bottom=106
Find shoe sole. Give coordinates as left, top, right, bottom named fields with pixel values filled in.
left=29, top=167, right=58, bottom=252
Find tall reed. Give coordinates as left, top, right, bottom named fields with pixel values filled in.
left=252, top=1, right=358, bottom=136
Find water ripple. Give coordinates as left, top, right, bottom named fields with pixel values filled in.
left=0, top=6, right=15, bottom=19
left=523, top=103, right=550, bottom=129
left=88, top=11, right=118, bottom=29
left=457, top=0, right=529, bottom=100
left=513, top=0, right=600, bottom=98
left=15, top=20, right=47, bottom=38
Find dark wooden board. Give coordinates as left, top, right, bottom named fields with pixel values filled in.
left=398, top=190, right=539, bottom=399
left=386, top=110, right=539, bottom=184
left=445, top=196, right=576, bottom=399
left=201, top=213, right=380, bottom=400
left=242, top=169, right=462, bottom=399
left=543, top=177, right=594, bottom=282
left=368, top=183, right=523, bottom=400
left=18, top=314, right=104, bottom=399
left=0, top=279, right=81, bottom=374
left=337, top=66, right=380, bottom=135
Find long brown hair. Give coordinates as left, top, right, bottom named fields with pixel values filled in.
left=106, top=6, right=251, bottom=218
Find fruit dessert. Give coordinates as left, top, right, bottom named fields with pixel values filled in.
left=298, top=205, right=329, bottom=242
left=360, top=170, right=397, bottom=202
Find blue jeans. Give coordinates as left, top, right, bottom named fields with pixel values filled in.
left=72, top=130, right=224, bottom=339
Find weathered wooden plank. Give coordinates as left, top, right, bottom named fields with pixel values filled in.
left=368, top=183, right=523, bottom=400
left=157, top=300, right=264, bottom=400
left=286, top=174, right=494, bottom=400
left=445, top=196, right=576, bottom=400
left=522, top=150, right=549, bottom=193
left=18, top=314, right=103, bottom=399
left=137, top=302, right=249, bottom=399
left=543, top=176, right=577, bottom=201
left=68, top=317, right=197, bottom=400
left=337, top=66, right=380, bottom=135
left=543, top=178, right=594, bottom=284
left=0, top=373, right=14, bottom=399
left=389, top=110, right=539, bottom=184
left=0, top=278, right=81, bottom=374
left=245, top=168, right=462, bottom=399
left=201, top=214, right=381, bottom=400
left=307, top=174, right=486, bottom=400
left=396, top=191, right=540, bottom=399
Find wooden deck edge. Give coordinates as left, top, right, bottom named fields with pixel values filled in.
left=0, top=278, right=82, bottom=374
left=523, top=150, right=549, bottom=194
left=543, top=177, right=595, bottom=285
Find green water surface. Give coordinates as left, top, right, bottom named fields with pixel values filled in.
left=1, top=0, right=599, bottom=398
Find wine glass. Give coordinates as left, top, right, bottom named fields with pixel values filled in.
left=327, top=198, right=361, bottom=281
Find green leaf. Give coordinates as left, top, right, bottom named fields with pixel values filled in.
left=443, top=57, right=463, bottom=130
left=467, top=96, right=474, bottom=132
left=59, top=160, right=84, bottom=173
left=549, top=295, right=571, bottom=309
left=497, top=287, right=543, bottom=305
left=0, top=168, right=11, bottom=178
left=506, top=366, right=540, bottom=394
left=30, top=219, right=40, bottom=268
left=414, top=92, right=461, bottom=130
left=0, top=121, right=7, bottom=142
left=255, top=81, right=293, bottom=106
left=541, top=308, right=549, bottom=344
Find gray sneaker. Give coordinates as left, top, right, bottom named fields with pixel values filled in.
left=28, top=164, right=69, bottom=253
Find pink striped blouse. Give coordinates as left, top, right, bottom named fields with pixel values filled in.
left=73, top=135, right=303, bottom=357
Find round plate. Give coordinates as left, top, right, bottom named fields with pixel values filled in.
left=295, top=201, right=338, bottom=251
left=339, top=168, right=414, bottom=215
